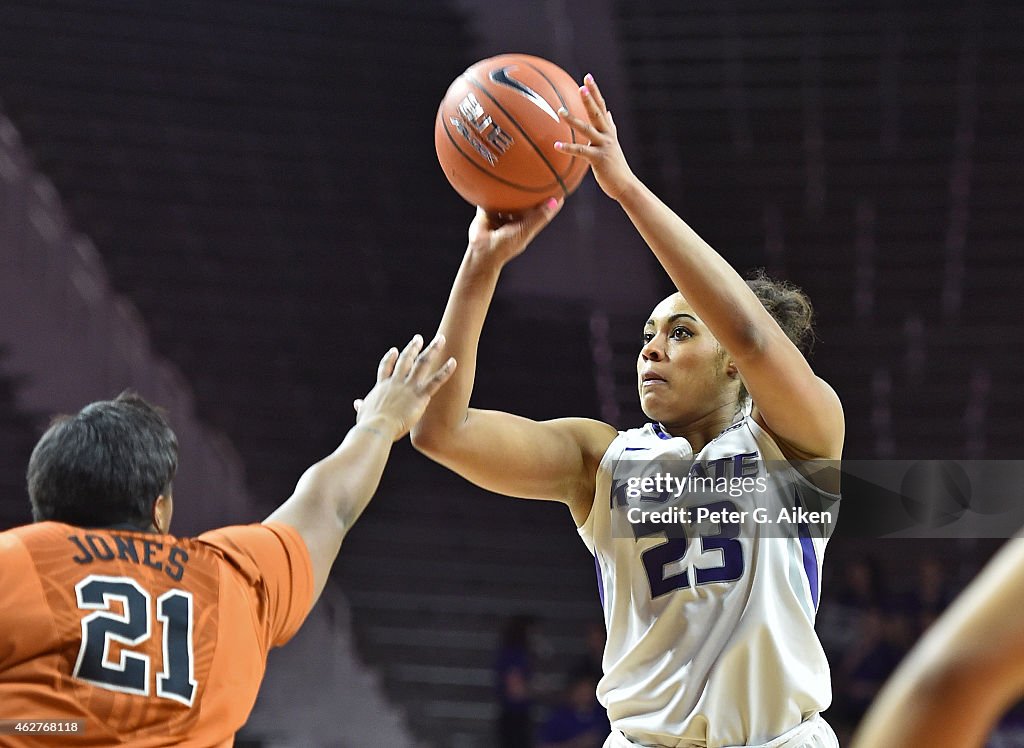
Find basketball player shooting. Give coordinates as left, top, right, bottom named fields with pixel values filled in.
left=412, top=74, right=845, bottom=748
left=0, top=336, right=454, bottom=745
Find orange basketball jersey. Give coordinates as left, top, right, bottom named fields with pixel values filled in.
left=0, top=521, right=313, bottom=746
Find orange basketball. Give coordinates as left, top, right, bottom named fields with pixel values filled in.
left=434, top=53, right=590, bottom=214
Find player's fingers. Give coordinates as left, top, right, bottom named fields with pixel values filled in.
left=353, top=398, right=363, bottom=413
left=420, top=357, right=457, bottom=397
left=557, top=107, right=601, bottom=141
left=486, top=211, right=516, bottom=228
left=580, top=84, right=608, bottom=130
left=377, top=347, right=399, bottom=382
left=409, top=333, right=447, bottom=382
left=477, top=205, right=508, bottom=228
left=515, top=197, right=563, bottom=241
left=554, top=141, right=591, bottom=158
left=394, top=334, right=424, bottom=380
left=583, top=73, right=608, bottom=113
left=468, top=207, right=490, bottom=247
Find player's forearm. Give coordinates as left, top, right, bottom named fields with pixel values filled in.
left=293, top=415, right=398, bottom=531
left=854, top=538, right=1024, bottom=747
left=852, top=656, right=1006, bottom=747
left=616, top=178, right=782, bottom=359
left=412, top=248, right=500, bottom=445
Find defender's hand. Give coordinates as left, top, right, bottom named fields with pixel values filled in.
left=353, top=335, right=457, bottom=441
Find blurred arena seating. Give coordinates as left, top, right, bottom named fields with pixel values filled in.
left=0, top=355, right=35, bottom=530
left=336, top=452, right=604, bottom=746
left=0, top=0, right=475, bottom=506
left=0, top=0, right=1022, bottom=746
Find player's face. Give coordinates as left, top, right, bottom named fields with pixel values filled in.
left=637, top=294, right=736, bottom=425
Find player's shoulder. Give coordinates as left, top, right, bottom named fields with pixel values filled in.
left=692, top=415, right=761, bottom=457
left=196, top=522, right=294, bottom=552
left=0, top=523, right=76, bottom=596
left=597, top=422, right=695, bottom=479
left=616, top=421, right=690, bottom=452
left=196, top=522, right=314, bottom=646
left=1, top=520, right=74, bottom=551
left=0, top=523, right=30, bottom=560
left=545, top=416, right=618, bottom=443
left=195, top=522, right=307, bottom=586
left=542, top=416, right=619, bottom=466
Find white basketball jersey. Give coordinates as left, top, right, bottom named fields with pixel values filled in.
left=578, top=416, right=839, bottom=747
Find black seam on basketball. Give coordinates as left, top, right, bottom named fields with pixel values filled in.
left=466, top=74, right=569, bottom=198
left=523, top=61, right=584, bottom=181
left=441, top=109, right=561, bottom=193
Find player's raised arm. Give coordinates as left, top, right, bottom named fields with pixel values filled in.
left=410, top=204, right=618, bottom=525
left=556, top=75, right=843, bottom=462
left=852, top=538, right=1024, bottom=747
left=265, top=334, right=455, bottom=602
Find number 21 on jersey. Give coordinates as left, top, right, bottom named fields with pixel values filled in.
left=72, top=575, right=197, bottom=706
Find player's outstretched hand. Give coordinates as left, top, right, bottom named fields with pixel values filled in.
left=353, top=334, right=456, bottom=441
left=555, top=73, right=638, bottom=202
left=466, top=197, right=563, bottom=268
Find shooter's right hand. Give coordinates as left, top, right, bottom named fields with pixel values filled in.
left=466, top=197, right=563, bottom=268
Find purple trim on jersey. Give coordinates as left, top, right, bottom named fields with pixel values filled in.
left=594, top=555, right=606, bottom=610
left=651, top=422, right=672, bottom=440
left=798, top=522, right=820, bottom=611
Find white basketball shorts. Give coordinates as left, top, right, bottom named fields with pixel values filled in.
left=602, top=714, right=840, bottom=748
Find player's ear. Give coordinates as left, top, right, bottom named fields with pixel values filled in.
left=726, top=359, right=739, bottom=378
left=153, top=493, right=173, bottom=534
left=718, top=347, right=739, bottom=379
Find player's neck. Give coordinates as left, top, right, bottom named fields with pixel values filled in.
left=92, top=521, right=161, bottom=534
left=659, top=408, right=737, bottom=452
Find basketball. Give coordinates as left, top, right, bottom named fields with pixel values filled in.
left=434, top=53, right=590, bottom=214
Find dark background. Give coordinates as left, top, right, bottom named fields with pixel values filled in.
left=0, top=1, right=1021, bottom=745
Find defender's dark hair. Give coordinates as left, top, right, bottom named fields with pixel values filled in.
left=738, top=269, right=816, bottom=405
left=27, top=391, right=178, bottom=528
